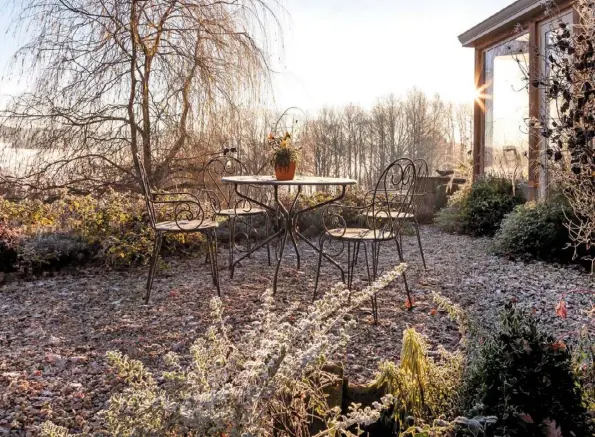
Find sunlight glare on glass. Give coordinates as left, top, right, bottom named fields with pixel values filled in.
left=474, top=82, right=492, bottom=111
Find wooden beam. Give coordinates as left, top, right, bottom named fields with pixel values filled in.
left=527, top=20, right=540, bottom=200
left=472, top=48, right=484, bottom=181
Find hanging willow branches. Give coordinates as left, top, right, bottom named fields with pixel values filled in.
left=0, top=0, right=282, bottom=192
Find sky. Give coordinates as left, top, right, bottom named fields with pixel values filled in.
left=271, top=0, right=516, bottom=111
left=0, top=0, right=516, bottom=112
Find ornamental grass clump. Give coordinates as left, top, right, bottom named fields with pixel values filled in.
left=375, top=328, right=464, bottom=432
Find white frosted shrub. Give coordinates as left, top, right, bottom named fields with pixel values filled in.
left=42, top=264, right=406, bottom=437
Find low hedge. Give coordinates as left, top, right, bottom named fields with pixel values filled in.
left=491, top=196, right=574, bottom=263
left=0, top=191, right=206, bottom=275
left=436, top=177, right=524, bottom=237
left=0, top=189, right=367, bottom=275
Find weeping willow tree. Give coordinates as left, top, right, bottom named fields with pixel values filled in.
left=0, top=0, right=282, bottom=193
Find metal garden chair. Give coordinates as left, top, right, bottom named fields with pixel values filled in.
left=314, top=158, right=417, bottom=324
left=137, top=157, right=220, bottom=303
left=362, top=158, right=428, bottom=269
left=404, top=159, right=428, bottom=270
left=202, top=154, right=271, bottom=270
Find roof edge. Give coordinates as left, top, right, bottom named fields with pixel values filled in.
left=458, top=0, right=544, bottom=47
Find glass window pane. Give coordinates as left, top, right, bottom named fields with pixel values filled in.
left=483, top=33, right=530, bottom=179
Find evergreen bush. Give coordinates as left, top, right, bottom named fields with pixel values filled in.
left=463, top=303, right=593, bottom=437
left=436, top=177, right=524, bottom=237
left=492, top=197, right=574, bottom=263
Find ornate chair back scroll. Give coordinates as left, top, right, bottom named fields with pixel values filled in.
left=136, top=155, right=220, bottom=303
left=366, top=158, right=417, bottom=239
left=315, top=158, right=417, bottom=324
left=202, top=154, right=272, bottom=271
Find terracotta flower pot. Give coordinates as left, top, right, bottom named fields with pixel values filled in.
left=274, top=161, right=297, bottom=181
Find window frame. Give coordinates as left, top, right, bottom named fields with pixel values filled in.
left=537, top=10, right=574, bottom=197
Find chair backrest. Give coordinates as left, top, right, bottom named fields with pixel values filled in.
left=202, top=154, right=248, bottom=211
left=367, top=158, right=417, bottom=238
left=412, top=158, right=429, bottom=214
left=136, top=155, right=157, bottom=229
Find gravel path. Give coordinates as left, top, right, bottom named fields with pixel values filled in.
left=1, top=226, right=593, bottom=435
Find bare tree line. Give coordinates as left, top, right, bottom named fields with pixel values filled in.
left=1, top=88, right=472, bottom=193
left=299, top=90, right=473, bottom=188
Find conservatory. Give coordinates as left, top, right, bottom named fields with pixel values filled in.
left=458, top=0, right=575, bottom=198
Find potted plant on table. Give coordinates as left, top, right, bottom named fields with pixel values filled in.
left=268, top=132, right=300, bottom=181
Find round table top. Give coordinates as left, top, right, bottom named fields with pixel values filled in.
left=221, top=175, right=357, bottom=186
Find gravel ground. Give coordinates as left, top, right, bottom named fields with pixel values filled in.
left=1, top=225, right=593, bottom=435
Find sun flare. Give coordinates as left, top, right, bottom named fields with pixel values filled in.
left=473, top=82, right=492, bottom=110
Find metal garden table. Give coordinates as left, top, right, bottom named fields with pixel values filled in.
left=220, top=175, right=357, bottom=293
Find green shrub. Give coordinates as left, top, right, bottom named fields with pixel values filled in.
left=436, top=177, right=524, bottom=237
left=434, top=205, right=465, bottom=234
left=492, top=197, right=574, bottom=263
left=463, top=303, right=593, bottom=437
left=574, top=332, right=595, bottom=417
left=18, top=233, right=96, bottom=274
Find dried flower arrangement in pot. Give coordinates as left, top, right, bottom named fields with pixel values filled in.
left=268, top=132, right=300, bottom=181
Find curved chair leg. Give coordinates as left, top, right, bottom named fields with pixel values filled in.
left=369, top=240, right=380, bottom=281
left=353, top=241, right=361, bottom=267
left=246, top=215, right=252, bottom=258
left=363, top=242, right=373, bottom=285
left=362, top=242, right=378, bottom=324
left=145, top=231, right=163, bottom=304
left=413, top=219, right=427, bottom=270
left=346, top=242, right=353, bottom=290
left=394, top=237, right=413, bottom=310
left=207, top=229, right=221, bottom=296
left=312, top=235, right=332, bottom=302
left=313, top=237, right=325, bottom=301
left=346, top=241, right=362, bottom=304
left=228, top=216, right=236, bottom=274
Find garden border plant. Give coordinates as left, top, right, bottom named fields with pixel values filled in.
left=436, top=176, right=524, bottom=237
left=463, top=302, right=594, bottom=437
left=0, top=190, right=207, bottom=276
left=491, top=194, right=578, bottom=264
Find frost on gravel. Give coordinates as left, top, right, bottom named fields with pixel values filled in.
left=0, top=225, right=592, bottom=435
